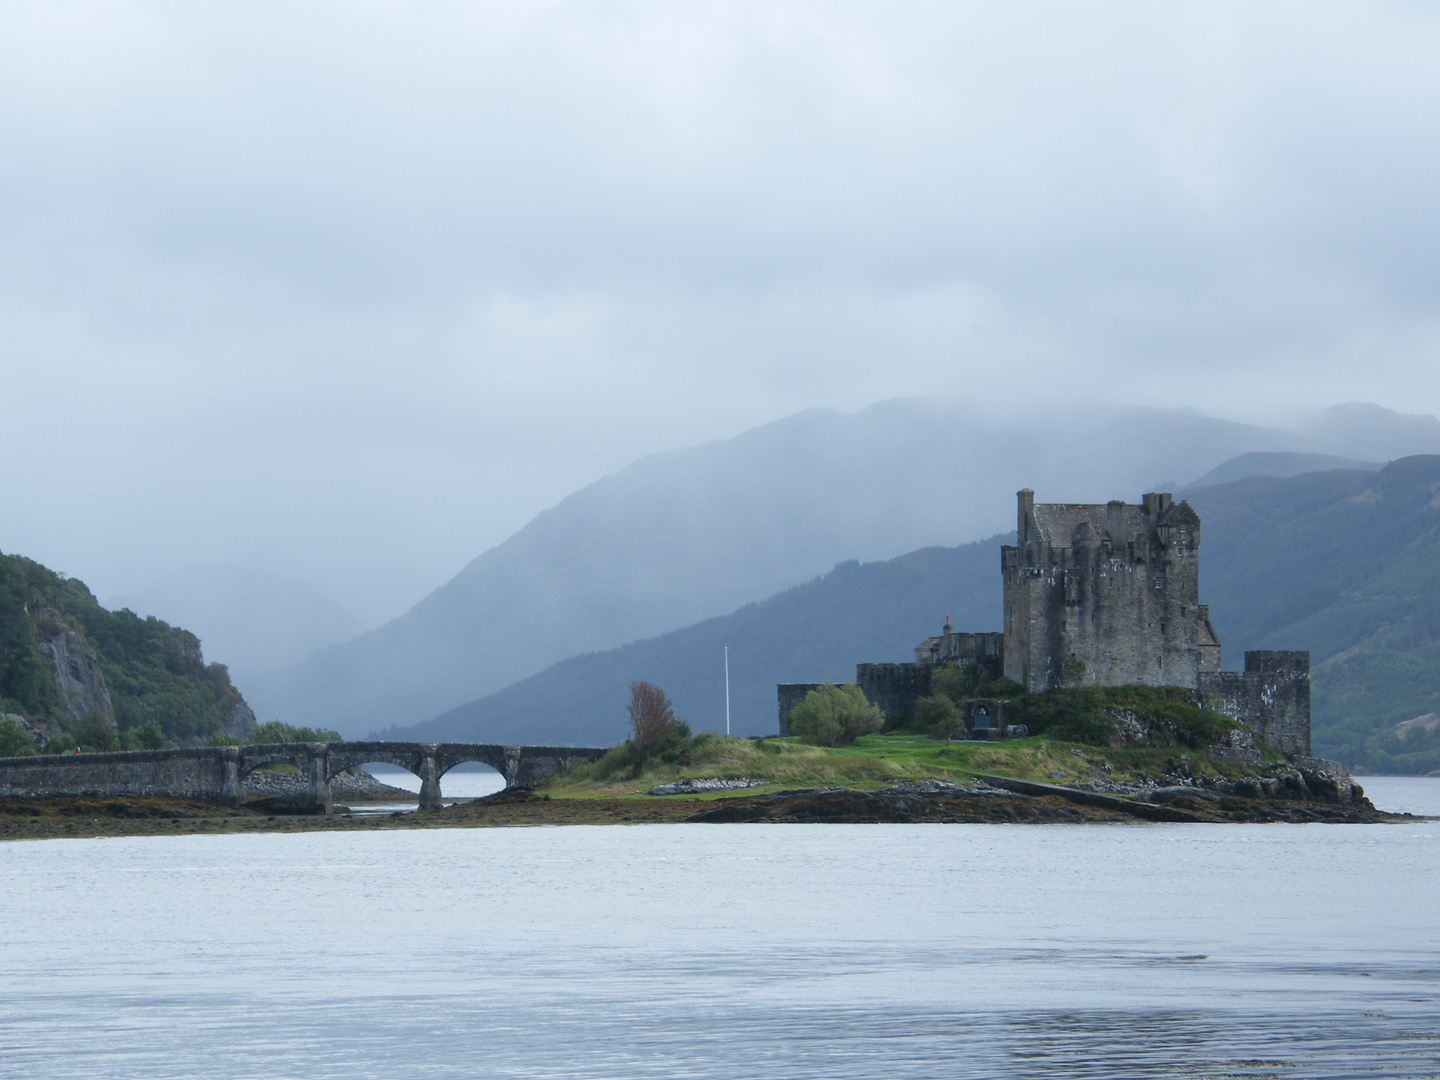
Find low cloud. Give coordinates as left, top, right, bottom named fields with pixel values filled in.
left=1, top=2, right=1438, bottom=621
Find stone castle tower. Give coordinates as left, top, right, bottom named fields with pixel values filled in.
left=1002, top=489, right=1222, bottom=692
left=782, top=486, right=1311, bottom=756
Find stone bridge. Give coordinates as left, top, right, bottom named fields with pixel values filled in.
left=0, top=741, right=610, bottom=814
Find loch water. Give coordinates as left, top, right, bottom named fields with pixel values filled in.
left=1, top=781, right=1437, bottom=1079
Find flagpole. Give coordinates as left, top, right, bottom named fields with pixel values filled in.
left=724, top=645, right=730, bottom=737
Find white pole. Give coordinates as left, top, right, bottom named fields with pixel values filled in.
left=724, top=645, right=731, bottom=737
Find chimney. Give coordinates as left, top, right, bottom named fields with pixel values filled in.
left=1106, top=500, right=1127, bottom=549
left=1018, top=489, right=1034, bottom=542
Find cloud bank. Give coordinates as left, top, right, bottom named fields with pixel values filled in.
left=1, top=2, right=1437, bottom=622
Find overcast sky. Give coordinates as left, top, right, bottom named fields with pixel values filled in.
left=2, top=2, right=1438, bottom=623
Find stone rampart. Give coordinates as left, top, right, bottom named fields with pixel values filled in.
left=1199, top=651, right=1310, bottom=756
left=857, top=663, right=932, bottom=725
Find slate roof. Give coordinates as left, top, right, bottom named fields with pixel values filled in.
left=1029, top=503, right=1152, bottom=545
left=1029, top=500, right=1198, bottom=546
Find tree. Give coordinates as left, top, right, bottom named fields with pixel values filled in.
left=628, top=681, right=679, bottom=745
left=1062, top=653, right=1087, bottom=687
left=0, top=716, right=38, bottom=757
left=120, top=719, right=171, bottom=751
left=932, top=661, right=983, bottom=704
left=65, top=712, right=119, bottom=753
left=247, top=720, right=342, bottom=744
left=787, top=683, right=884, bottom=746
left=915, top=693, right=964, bottom=742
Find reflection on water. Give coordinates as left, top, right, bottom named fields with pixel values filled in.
left=1, top=786, right=1437, bottom=1079
left=362, top=763, right=507, bottom=801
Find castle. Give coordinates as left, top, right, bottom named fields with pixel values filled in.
left=779, top=488, right=1311, bottom=755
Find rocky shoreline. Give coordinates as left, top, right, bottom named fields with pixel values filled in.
left=0, top=766, right=1415, bottom=840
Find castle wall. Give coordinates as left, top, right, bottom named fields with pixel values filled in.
left=856, top=663, right=932, bottom=724
left=915, top=629, right=1004, bottom=674
left=1199, top=651, right=1311, bottom=756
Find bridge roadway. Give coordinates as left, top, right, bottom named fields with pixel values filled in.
left=0, top=741, right=610, bottom=813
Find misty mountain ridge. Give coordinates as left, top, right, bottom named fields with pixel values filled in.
left=244, top=398, right=1440, bottom=737
left=387, top=455, right=1440, bottom=775
left=1188, top=451, right=1382, bottom=488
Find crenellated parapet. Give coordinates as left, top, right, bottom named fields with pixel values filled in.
left=1200, top=651, right=1311, bottom=756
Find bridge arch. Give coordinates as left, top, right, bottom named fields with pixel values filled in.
left=236, top=743, right=333, bottom=813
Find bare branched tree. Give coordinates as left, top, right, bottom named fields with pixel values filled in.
left=628, top=680, right=677, bottom=744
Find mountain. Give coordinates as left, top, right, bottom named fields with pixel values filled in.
left=109, top=563, right=365, bottom=694
left=244, top=400, right=1298, bottom=735
left=390, top=454, right=1440, bottom=775
left=248, top=398, right=1440, bottom=738
left=1185, top=457, right=1440, bottom=773
left=0, top=551, right=256, bottom=751
left=379, top=537, right=1006, bottom=746
left=1187, top=451, right=1381, bottom=488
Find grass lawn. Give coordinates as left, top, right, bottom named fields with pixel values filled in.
left=540, top=731, right=1259, bottom=799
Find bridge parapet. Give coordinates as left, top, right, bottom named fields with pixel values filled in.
left=0, top=741, right=610, bottom=814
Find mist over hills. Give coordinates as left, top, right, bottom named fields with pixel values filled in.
left=1188, top=452, right=1381, bottom=488
left=380, top=539, right=1006, bottom=746
left=109, top=565, right=365, bottom=692
left=244, top=399, right=1440, bottom=737
left=387, top=454, right=1440, bottom=774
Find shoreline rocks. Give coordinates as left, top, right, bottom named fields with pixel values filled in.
left=649, top=777, right=770, bottom=795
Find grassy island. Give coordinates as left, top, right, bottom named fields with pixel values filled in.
left=539, top=731, right=1260, bottom=799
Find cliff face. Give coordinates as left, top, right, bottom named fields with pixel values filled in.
left=36, top=617, right=116, bottom=729
left=223, top=698, right=257, bottom=742
left=0, top=551, right=257, bottom=750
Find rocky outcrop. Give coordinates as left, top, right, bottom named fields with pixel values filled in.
left=35, top=621, right=115, bottom=730
left=648, top=777, right=770, bottom=795
left=221, top=699, right=257, bottom=741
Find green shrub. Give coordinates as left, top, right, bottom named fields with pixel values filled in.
left=932, top=661, right=985, bottom=703
left=119, top=720, right=171, bottom=751
left=61, top=712, right=121, bottom=753
left=787, top=683, right=884, bottom=747
left=589, top=721, right=700, bottom=781
left=1009, top=690, right=1117, bottom=746
left=246, top=720, right=342, bottom=744
left=914, top=693, right=964, bottom=741
left=1005, top=685, right=1237, bottom=749
left=930, top=662, right=1024, bottom=705
left=0, top=716, right=38, bottom=757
